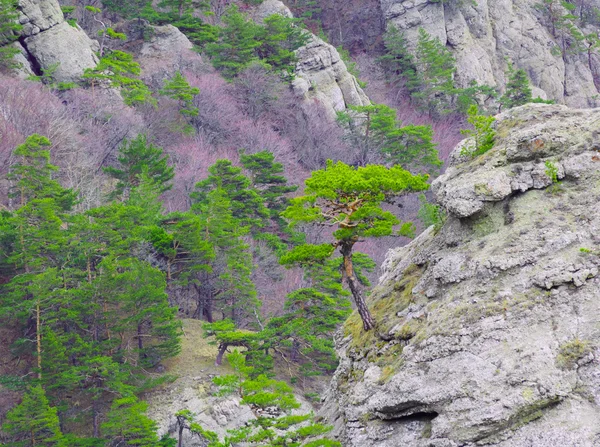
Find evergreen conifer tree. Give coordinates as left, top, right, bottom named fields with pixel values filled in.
left=499, top=62, right=533, bottom=109
left=413, top=28, right=456, bottom=113
left=281, top=161, right=430, bottom=331
left=0, top=0, right=22, bottom=70
left=3, top=385, right=64, bottom=447
left=160, top=71, right=200, bottom=117
left=337, top=103, right=441, bottom=171
left=205, top=6, right=262, bottom=78
left=378, top=25, right=422, bottom=94
left=104, top=134, right=175, bottom=197
left=240, top=150, right=301, bottom=246
left=192, top=159, right=268, bottom=228
left=83, top=50, right=155, bottom=106
left=101, top=397, right=160, bottom=447
left=256, top=14, right=308, bottom=75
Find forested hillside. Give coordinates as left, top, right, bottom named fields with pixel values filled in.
left=0, top=0, right=599, bottom=446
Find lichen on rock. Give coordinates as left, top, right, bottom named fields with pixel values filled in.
left=323, top=104, right=600, bottom=447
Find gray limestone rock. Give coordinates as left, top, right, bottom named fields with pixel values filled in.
left=323, top=103, right=600, bottom=446
left=17, top=0, right=63, bottom=36
left=250, top=0, right=370, bottom=117
left=7, top=0, right=99, bottom=82
left=24, top=22, right=99, bottom=83
left=380, top=0, right=600, bottom=108
left=294, top=34, right=370, bottom=118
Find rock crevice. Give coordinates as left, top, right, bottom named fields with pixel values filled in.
left=10, top=0, right=99, bottom=82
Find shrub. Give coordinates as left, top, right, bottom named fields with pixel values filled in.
left=460, top=105, right=496, bottom=157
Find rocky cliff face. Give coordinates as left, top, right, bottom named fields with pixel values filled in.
left=255, top=0, right=370, bottom=118
left=324, top=103, right=600, bottom=446
left=15, top=0, right=98, bottom=82
left=381, top=0, right=600, bottom=108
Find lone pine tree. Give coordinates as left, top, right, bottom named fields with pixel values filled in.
left=282, top=161, right=429, bottom=331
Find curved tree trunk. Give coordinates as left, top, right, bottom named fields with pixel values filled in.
left=340, top=243, right=375, bottom=331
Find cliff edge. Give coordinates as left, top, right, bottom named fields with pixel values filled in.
left=324, top=103, right=600, bottom=447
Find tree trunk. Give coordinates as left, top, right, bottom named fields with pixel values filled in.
left=215, top=343, right=227, bottom=366
left=36, top=302, right=42, bottom=379
left=340, top=244, right=375, bottom=331
left=93, top=404, right=100, bottom=438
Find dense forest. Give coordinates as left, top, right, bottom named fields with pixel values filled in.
left=0, top=0, right=599, bottom=445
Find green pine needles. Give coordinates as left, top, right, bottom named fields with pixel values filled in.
left=0, top=0, right=22, bottom=71
left=460, top=105, right=496, bottom=157
left=160, top=71, right=200, bottom=117
left=282, top=161, right=430, bottom=331
left=159, top=351, right=341, bottom=447
left=83, top=50, right=155, bottom=106
left=205, top=6, right=308, bottom=79
left=336, top=103, right=441, bottom=171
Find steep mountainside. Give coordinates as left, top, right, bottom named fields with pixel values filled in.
left=324, top=103, right=600, bottom=446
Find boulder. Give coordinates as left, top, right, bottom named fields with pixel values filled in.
left=24, top=22, right=99, bottom=83
left=17, top=0, right=63, bottom=36
left=293, top=34, right=370, bottom=118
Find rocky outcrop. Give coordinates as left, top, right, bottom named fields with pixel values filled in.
left=12, top=0, right=98, bottom=82
left=381, top=0, right=600, bottom=108
left=324, top=104, right=600, bottom=446
left=24, top=22, right=99, bottom=83
left=292, top=34, right=371, bottom=118
left=253, top=0, right=370, bottom=117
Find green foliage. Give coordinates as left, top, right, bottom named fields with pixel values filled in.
left=556, top=339, right=590, bottom=369
left=101, top=0, right=149, bottom=20
left=205, top=6, right=263, bottom=78
left=500, top=62, right=533, bottom=109
left=160, top=71, right=200, bottom=117
left=101, top=397, right=160, bottom=446
left=0, top=135, right=182, bottom=446
left=240, top=150, right=300, bottom=248
left=257, top=13, right=309, bottom=76
left=83, top=50, right=155, bottom=106
left=8, top=134, right=77, bottom=210
left=3, top=385, right=63, bottom=447
left=104, top=134, right=175, bottom=197
left=282, top=161, right=429, bottom=331
left=205, top=7, right=308, bottom=78
left=27, top=62, right=77, bottom=91
left=0, top=0, right=22, bottom=71
left=197, top=351, right=341, bottom=447
left=337, top=103, right=441, bottom=171
left=413, top=28, right=456, bottom=113
left=545, top=160, right=559, bottom=183
left=283, top=161, right=429, bottom=243
left=192, top=159, right=268, bottom=229
left=460, top=105, right=496, bottom=157
left=378, top=25, right=421, bottom=94
left=380, top=26, right=494, bottom=114
left=417, top=194, right=446, bottom=231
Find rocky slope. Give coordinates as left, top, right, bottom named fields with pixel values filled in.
left=324, top=103, right=600, bottom=446
left=381, top=0, right=600, bottom=107
left=6, top=0, right=369, bottom=116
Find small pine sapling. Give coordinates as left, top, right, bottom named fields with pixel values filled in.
left=460, top=105, right=496, bottom=157
left=160, top=71, right=200, bottom=117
